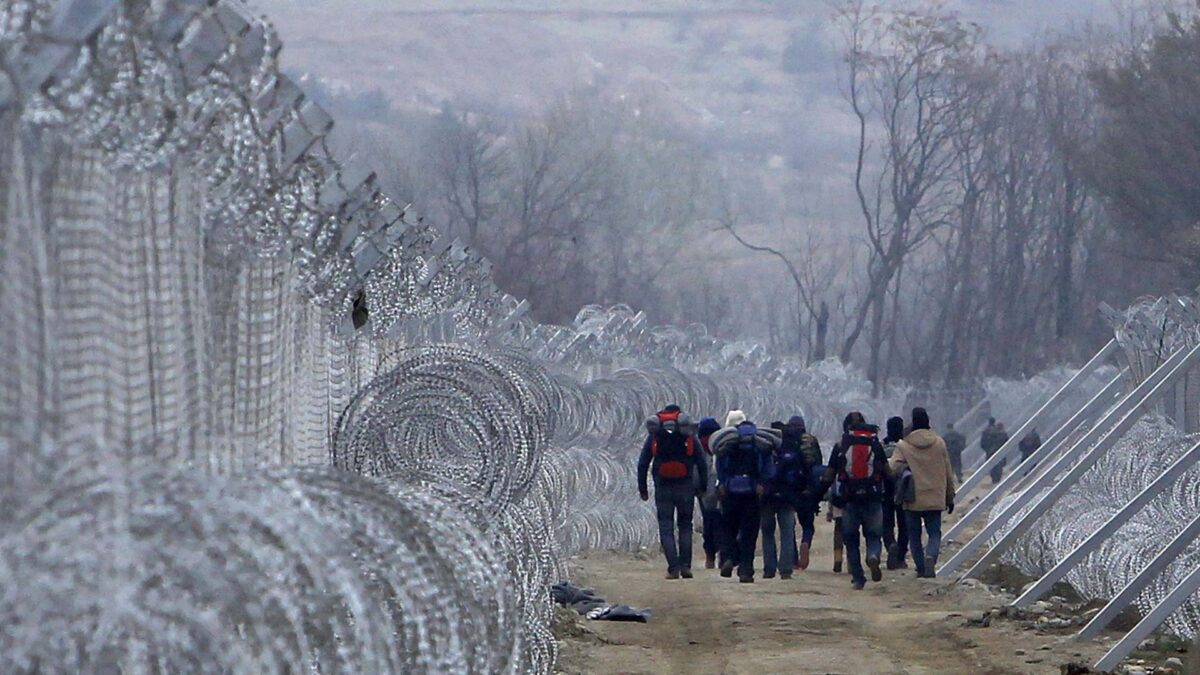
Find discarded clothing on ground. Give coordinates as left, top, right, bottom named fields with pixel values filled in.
left=585, top=604, right=652, bottom=623
left=551, top=581, right=601, bottom=608
left=552, top=581, right=651, bottom=621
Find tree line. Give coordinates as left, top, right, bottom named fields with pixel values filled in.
left=317, top=1, right=1200, bottom=387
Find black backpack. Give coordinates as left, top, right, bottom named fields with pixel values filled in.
left=651, top=411, right=695, bottom=481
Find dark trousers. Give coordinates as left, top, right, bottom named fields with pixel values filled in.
left=987, top=453, right=1006, bottom=483
left=721, top=494, right=760, bottom=579
left=950, top=453, right=963, bottom=483
left=700, top=504, right=723, bottom=559
left=841, top=500, right=883, bottom=585
left=796, top=499, right=816, bottom=546
left=905, top=510, right=943, bottom=576
left=759, top=501, right=797, bottom=576
left=654, top=482, right=695, bottom=572
left=882, top=499, right=908, bottom=562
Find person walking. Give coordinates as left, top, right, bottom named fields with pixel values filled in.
left=943, top=423, right=967, bottom=483
left=760, top=416, right=816, bottom=579
left=881, top=416, right=910, bottom=570
left=696, top=417, right=724, bottom=569
left=890, top=407, right=957, bottom=579
left=1019, top=428, right=1042, bottom=464
left=637, top=405, right=708, bottom=579
left=980, top=418, right=1010, bottom=484
left=778, top=416, right=823, bottom=572
left=713, top=410, right=775, bottom=583
left=823, top=412, right=889, bottom=590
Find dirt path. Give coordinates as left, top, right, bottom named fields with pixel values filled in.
left=557, top=511, right=1114, bottom=675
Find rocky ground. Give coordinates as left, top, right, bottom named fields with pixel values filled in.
left=554, top=508, right=1194, bottom=674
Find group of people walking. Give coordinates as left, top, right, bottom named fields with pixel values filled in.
left=636, top=405, right=960, bottom=588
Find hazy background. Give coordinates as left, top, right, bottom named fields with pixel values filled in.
left=251, top=0, right=1186, bottom=385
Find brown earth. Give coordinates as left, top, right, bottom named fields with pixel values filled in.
left=556, top=508, right=1118, bottom=675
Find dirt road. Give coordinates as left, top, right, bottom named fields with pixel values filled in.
left=557, top=514, right=1115, bottom=674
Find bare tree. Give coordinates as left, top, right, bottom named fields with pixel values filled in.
left=836, top=1, right=980, bottom=388
left=426, top=105, right=506, bottom=244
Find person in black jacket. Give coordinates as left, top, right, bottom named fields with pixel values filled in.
left=1019, top=428, right=1042, bottom=464
left=822, top=411, right=890, bottom=590
left=943, top=423, right=967, bottom=482
left=980, top=418, right=1010, bottom=484
left=637, top=405, right=708, bottom=579
left=881, top=416, right=909, bottom=570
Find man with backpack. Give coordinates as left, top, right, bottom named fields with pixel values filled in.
left=881, top=416, right=910, bottom=571
left=823, top=411, right=890, bottom=590
left=980, top=418, right=1010, bottom=485
left=637, top=404, right=709, bottom=579
left=943, top=423, right=967, bottom=482
left=760, top=419, right=802, bottom=579
left=770, top=416, right=823, bottom=573
left=712, top=410, right=776, bottom=583
left=696, top=417, right=724, bottom=569
left=890, top=407, right=957, bottom=578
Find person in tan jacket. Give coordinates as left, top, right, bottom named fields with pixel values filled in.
left=889, top=407, right=957, bottom=578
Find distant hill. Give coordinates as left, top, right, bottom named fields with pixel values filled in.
left=255, top=0, right=1114, bottom=237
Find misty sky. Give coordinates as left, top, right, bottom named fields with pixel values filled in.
left=256, top=0, right=1130, bottom=250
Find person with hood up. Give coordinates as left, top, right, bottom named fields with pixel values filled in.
left=1019, top=428, right=1042, bottom=465
left=712, top=409, right=776, bottom=583
left=772, top=415, right=823, bottom=572
left=760, top=415, right=817, bottom=579
left=943, top=423, right=967, bottom=482
left=890, top=407, right=957, bottom=578
left=823, top=411, right=890, bottom=590
left=880, top=416, right=910, bottom=570
left=637, top=404, right=709, bottom=579
left=980, top=417, right=1010, bottom=484
left=696, top=416, right=724, bottom=569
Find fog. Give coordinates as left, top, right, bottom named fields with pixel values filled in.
left=255, top=0, right=1183, bottom=384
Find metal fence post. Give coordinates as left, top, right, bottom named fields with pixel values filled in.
left=943, top=370, right=1126, bottom=544
left=955, top=340, right=1118, bottom=498
left=1012, top=439, right=1200, bottom=607
left=1093, top=564, right=1200, bottom=672
left=956, top=341, right=1200, bottom=580
left=1077, top=512, right=1200, bottom=639
left=939, top=343, right=1198, bottom=578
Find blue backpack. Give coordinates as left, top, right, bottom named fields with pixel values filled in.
left=773, top=446, right=806, bottom=492
left=724, top=423, right=760, bottom=495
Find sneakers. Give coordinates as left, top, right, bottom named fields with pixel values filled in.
left=705, top=554, right=716, bottom=570
left=851, top=580, right=865, bottom=590
left=763, top=571, right=776, bottom=579
left=738, top=576, right=755, bottom=584
left=833, top=560, right=843, bottom=574
left=680, top=568, right=694, bottom=579
left=665, top=570, right=680, bottom=580
left=867, top=555, right=883, bottom=582
left=779, top=571, right=793, bottom=580
left=797, top=543, right=811, bottom=570
left=720, top=560, right=735, bottom=578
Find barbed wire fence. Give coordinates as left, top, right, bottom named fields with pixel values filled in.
left=1, top=1, right=1195, bottom=673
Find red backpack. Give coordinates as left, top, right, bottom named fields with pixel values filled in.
left=651, top=410, right=695, bottom=480
left=838, top=428, right=882, bottom=500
